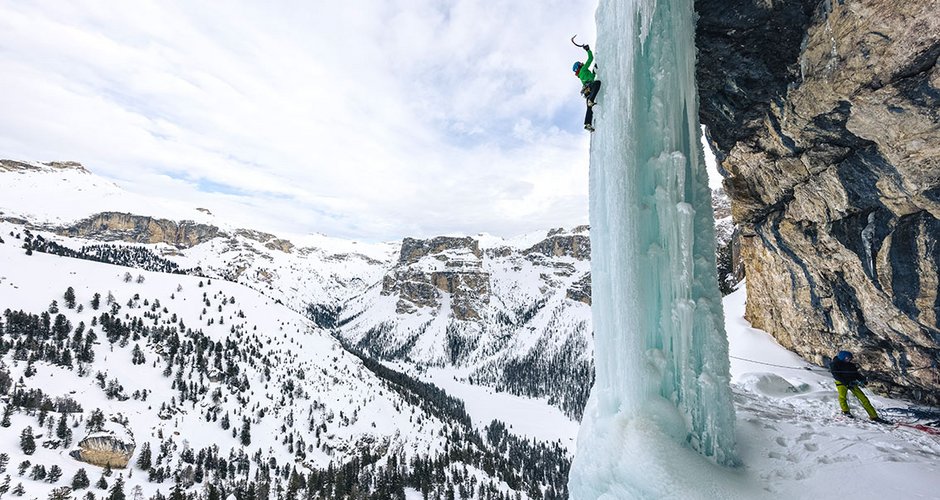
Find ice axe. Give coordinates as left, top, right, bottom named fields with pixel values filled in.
left=570, top=35, right=588, bottom=49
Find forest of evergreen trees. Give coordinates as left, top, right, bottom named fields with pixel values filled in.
left=0, top=282, right=572, bottom=499
left=16, top=230, right=202, bottom=276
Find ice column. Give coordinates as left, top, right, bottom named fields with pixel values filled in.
left=569, top=0, right=738, bottom=496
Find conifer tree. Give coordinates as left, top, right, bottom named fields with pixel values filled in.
left=72, top=468, right=90, bottom=489
left=47, top=465, right=62, bottom=483
left=240, top=418, right=252, bottom=446
left=64, top=287, right=76, bottom=309
left=19, top=427, right=35, bottom=455
left=135, top=442, right=152, bottom=471
left=29, top=464, right=46, bottom=480
left=56, top=413, right=70, bottom=440
left=131, top=344, right=146, bottom=365
left=48, top=486, right=72, bottom=500
left=108, top=475, right=125, bottom=500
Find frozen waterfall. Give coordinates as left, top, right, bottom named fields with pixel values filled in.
left=569, top=0, right=738, bottom=497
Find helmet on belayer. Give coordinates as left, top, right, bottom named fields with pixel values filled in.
left=835, top=351, right=853, bottom=361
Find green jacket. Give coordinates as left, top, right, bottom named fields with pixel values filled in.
left=576, top=49, right=595, bottom=85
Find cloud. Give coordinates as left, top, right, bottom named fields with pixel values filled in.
left=0, top=0, right=598, bottom=241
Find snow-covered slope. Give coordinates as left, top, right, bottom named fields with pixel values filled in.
left=0, top=160, right=218, bottom=228
left=0, top=225, right=569, bottom=498
left=337, top=228, right=594, bottom=420
left=0, top=160, right=395, bottom=315
left=2, top=162, right=596, bottom=424
left=563, top=286, right=940, bottom=498
left=715, top=287, right=940, bottom=498
left=0, top=231, right=439, bottom=496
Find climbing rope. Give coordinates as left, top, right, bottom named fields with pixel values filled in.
left=728, top=355, right=828, bottom=372
left=729, top=355, right=939, bottom=384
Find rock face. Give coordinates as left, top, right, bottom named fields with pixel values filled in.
left=63, top=212, right=221, bottom=249
left=697, top=0, right=940, bottom=403
left=382, top=236, right=490, bottom=320
left=0, top=159, right=90, bottom=173
left=522, top=226, right=591, bottom=260
left=234, top=229, right=295, bottom=253
left=76, top=432, right=135, bottom=468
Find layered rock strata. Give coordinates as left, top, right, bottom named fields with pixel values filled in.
left=697, top=0, right=940, bottom=403
left=63, top=212, right=220, bottom=249
left=382, top=237, right=491, bottom=320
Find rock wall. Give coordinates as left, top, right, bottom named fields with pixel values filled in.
left=382, top=236, right=490, bottom=320
left=75, top=434, right=135, bottom=468
left=696, top=0, right=940, bottom=403
left=63, top=212, right=221, bottom=248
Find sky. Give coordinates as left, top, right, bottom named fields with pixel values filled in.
left=0, top=0, right=602, bottom=241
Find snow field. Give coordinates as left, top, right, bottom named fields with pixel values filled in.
left=0, top=236, right=451, bottom=498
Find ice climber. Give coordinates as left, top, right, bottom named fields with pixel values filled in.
left=572, top=43, right=601, bottom=132
left=829, top=350, right=883, bottom=421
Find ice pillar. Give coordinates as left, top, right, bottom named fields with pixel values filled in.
left=569, top=0, right=738, bottom=496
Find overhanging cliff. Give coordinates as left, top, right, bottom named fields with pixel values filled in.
left=696, top=0, right=940, bottom=404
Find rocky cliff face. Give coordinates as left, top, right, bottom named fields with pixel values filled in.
left=75, top=420, right=136, bottom=469
left=382, top=236, right=490, bottom=320
left=63, top=212, right=221, bottom=248
left=697, top=0, right=940, bottom=403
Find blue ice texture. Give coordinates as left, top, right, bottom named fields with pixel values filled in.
left=569, top=0, right=739, bottom=497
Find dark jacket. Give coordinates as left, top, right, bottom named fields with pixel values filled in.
left=830, top=358, right=866, bottom=385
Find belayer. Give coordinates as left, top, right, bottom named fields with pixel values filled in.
left=829, top=350, right=885, bottom=422
left=571, top=37, right=601, bottom=132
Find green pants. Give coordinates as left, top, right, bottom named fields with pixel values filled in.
left=836, top=382, right=878, bottom=419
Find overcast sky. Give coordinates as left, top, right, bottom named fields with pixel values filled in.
left=0, top=1, right=601, bottom=241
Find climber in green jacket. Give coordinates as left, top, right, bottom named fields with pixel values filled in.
left=572, top=44, right=601, bottom=132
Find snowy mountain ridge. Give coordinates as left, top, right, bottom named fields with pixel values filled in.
left=1, top=161, right=600, bottom=421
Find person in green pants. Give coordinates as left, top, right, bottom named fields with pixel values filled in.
left=830, top=350, right=885, bottom=422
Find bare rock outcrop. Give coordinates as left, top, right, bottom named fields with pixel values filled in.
left=62, top=212, right=221, bottom=249
left=234, top=229, right=295, bottom=253
left=566, top=273, right=592, bottom=305
left=522, top=228, right=591, bottom=260
left=697, top=0, right=940, bottom=403
left=73, top=419, right=136, bottom=468
left=0, top=159, right=90, bottom=173
left=383, top=236, right=490, bottom=320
